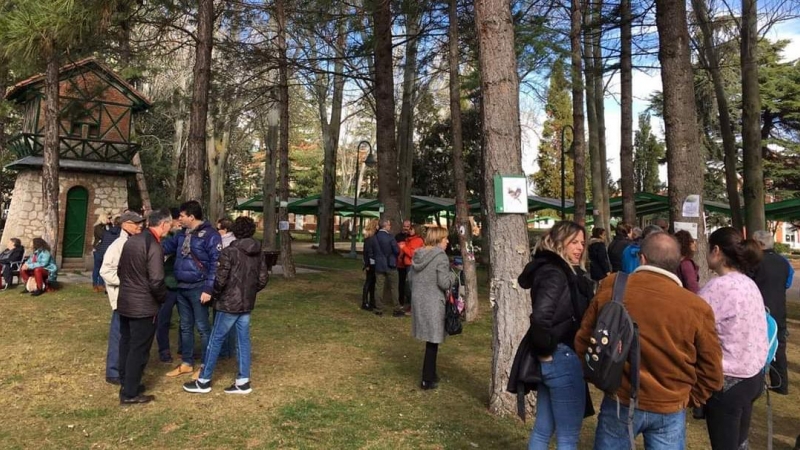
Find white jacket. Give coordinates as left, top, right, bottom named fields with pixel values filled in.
left=99, top=230, right=131, bottom=310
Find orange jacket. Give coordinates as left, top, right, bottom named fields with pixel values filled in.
left=398, top=234, right=424, bottom=268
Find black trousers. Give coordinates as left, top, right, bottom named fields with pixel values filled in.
left=422, top=342, right=439, bottom=383
left=705, top=372, right=764, bottom=450
left=362, top=267, right=376, bottom=308
left=398, top=268, right=408, bottom=306
left=119, top=315, right=156, bottom=399
left=770, top=326, right=789, bottom=394
left=1, top=263, right=12, bottom=286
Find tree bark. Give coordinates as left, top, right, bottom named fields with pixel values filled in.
left=620, top=0, right=636, bottom=225
left=449, top=0, right=479, bottom=322
left=475, top=0, right=531, bottom=417
left=132, top=152, right=152, bottom=213
left=262, top=99, right=279, bottom=251
left=169, top=117, right=186, bottom=202
left=42, top=48, right=61, bottom=256
left=583, top=1, right=604, bottom=230
left=570, top=0, right=587, bottom=225
left=592, top=0, right=610, bottom=230
left=316, top=29, right=346, bottom=255
left=692, top=0, right=743, bottom=231
left=397, top=2, right=420, bottom=220
left=373, top=0, right=402, bottom=229
left=740, top=0, right=765, bottom=234
left=655, top=0, right=708, bottom=280
left=206, top=112, right=232, bottom=223
left=0, top=59, right=8, bottom=154
left=183, top=0, right=214, bottom=202
left=276, top=0, right=295, bottom=278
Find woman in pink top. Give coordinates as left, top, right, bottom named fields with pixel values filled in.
left=698, top=227, right=768, bottom=450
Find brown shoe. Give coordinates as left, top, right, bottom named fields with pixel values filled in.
left=166, top=364, right=193, bottom=377
left=192, top=366, right=203, bottom=381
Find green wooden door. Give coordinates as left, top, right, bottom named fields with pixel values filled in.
left=63, top=186, right=89, bottom=258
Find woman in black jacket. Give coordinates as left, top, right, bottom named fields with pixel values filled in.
left=0, top=238, right=25, bottom=289
left=587, top=227, right=611, bottom=281
left=517, top=221, right=593, bottom=450
left=183, top=216, right=268, bottom=395
left=607, top=222, right=632, bottom=272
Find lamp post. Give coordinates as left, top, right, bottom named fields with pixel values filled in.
left=349, top=140, right=376, bottom=258
left=560, top=124, right=574, bottom=220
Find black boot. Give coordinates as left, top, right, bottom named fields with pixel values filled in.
left=31, top=290, right=43, bottom=297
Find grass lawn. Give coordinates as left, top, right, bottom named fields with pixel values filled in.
left=0, top=263, right=798, bottom=449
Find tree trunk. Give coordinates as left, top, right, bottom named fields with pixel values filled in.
left=692, top=0, right=743, bottom=231
left=620, top=0, right=636, bottom=225
left=42, top=49, right=61, bottom=256
left=262, top=100, right=279, bottom=251
left=183, top=0, right=214, bottom=202
left=475, top=0, right=531, bottom=417
left=655, top=0, right=708, bottom=280
left=169, top=117, right=186, bottom=202
left=740, top=0, right=764, bottom=234
left=570, top=0, right=587, bottom=225
left=132, top=152, right=152, bottom=213
left=276, top=0, right=295, bottom=278
left=0, top=59, right=8, bottom=154
left=206, top=114, right=232, bottom=223
left=583, top=2, right=604, bottom=229
left=317, top=31, right=346, bottom=255
left=373, top=0, right=402, bottom=229
left=397, top=3, right=420, bottom=220
left=592, top=0, right=610, bottom=230
left=449, top=0, right=479, bottom=322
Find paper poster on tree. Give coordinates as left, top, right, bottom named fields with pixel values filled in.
left=494, top=175, right=528, bottom=213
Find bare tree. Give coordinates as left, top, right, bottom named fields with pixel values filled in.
left=475, top=0, right=531, bottom=416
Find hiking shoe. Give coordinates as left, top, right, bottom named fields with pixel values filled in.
left=392, top=310, right=406, bottom=317
left=31, top=290, right=43, bottom=297
left=182, top=380, right=211, bottom=394
left=166, top=364, right=193, bottom=377
left=192, top=367, right=203, bottom=381
left=158, top=352, right=173, bottom=363
left=224, top=382, right=252, bottom=395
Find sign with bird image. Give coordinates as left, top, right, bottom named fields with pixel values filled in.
left=493, top=175, right=528, bottom=214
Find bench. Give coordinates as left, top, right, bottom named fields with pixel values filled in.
left=6, top=260, right=24, bottom=285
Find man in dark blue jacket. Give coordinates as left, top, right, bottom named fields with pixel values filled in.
left=374, top=219, right=403, bottom=316
left=163, top=201, right=222, bottom=379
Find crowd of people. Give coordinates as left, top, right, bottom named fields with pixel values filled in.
left=96, top=201, right=269, bottom=404
left=515, top=219, right=796, bottom=450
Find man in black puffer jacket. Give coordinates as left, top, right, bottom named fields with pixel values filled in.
left=116, top=209, right=172, bottom=405
left=184, top=216, right=269, bottom=395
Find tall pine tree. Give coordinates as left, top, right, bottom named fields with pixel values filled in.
left=533, top=59, right=574, bottom=199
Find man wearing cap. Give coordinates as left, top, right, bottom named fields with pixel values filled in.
left=99, top=210, right=146, bottom=385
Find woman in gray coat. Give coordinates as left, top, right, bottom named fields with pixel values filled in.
left=409, top=227, right=453, bottom=390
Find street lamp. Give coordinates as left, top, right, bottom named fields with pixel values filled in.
left=560, top=124, right=574, bottom=220
left=349, top=140, right=376, bottom=258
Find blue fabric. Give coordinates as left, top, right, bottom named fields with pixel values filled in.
left=783, top=255, right=794, bottom=289
left=25, top=250, right=57, bottom=279
left=176, top=287, right=211, bottom=366
left=95, top=227, right=120, bottom=259
left=162, top=221, right=222, bottom=294
left=199, top=311, right=251, bottom=384
left=213, top=309, right=237, bottom=359
left=620, top=244, right=641, bottom=274
left=374, top=230, right=399, bottom=273
left=593, top=397, right=686, bottom=450
left=92, top=250, right=105, bottom=287
left=528, top=344, right=586, bottom=450
left=156, top=289, right=179, bottom=355
left=106, top=310, right=120, bottom=379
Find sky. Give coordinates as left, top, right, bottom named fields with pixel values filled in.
left=520, top=19, right=800, bottom=187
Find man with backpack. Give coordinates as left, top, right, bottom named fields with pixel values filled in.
left=576, top=232, right=723, bottom=449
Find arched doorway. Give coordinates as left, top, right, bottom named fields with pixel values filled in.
left=63, top=186, right=89, bottom=258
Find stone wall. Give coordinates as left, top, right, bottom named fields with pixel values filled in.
left=0, top=169, right=129, bottom=269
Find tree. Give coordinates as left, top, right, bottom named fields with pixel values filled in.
left=583, top=0, right=608, bottom=232
left=475, top=0, right=530, bottom=417
left=570, top=0, right=587, bottom=224
left=449, top=0, right=479, bottom=322
left=655, top=0, right=708, bottom=279
left=633, top=112, right=665, bottom=193
left=532, top=59, right=575, bottom=200
left=372, top=0, right=402, bottom=229
left=276, top=0, right=295, bottom=278
left=397, top=0, right=423, bottom=220
left=619, top=0, right=636, bottom=225
left=183, top=0, right=214, bottom=202
left=741, top=0, right=765, bottom=233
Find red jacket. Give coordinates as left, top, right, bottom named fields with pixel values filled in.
left=398, top=234, right=424, bottom=268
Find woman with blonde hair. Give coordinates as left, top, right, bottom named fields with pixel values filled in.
left=361, top=219, right=379, bottom=311
left=516, top=221, right=594, bottom=449
left=409, top=226, right=453, bottom=390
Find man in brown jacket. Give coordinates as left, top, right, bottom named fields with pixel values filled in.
left=576, top=232, right=723, bottom=449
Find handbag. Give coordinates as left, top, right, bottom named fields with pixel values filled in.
left=445, top=287, right=463, bottom=335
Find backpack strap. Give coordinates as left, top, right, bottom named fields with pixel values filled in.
left=611, top=272, right=629, bottom=304
left=611, top=272, right=638, bottom=448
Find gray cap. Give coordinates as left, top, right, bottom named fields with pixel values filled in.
left=120, top=211, right=145, bottom=223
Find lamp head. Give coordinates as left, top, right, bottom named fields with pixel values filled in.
left=364, top=151, right=377, bottom=167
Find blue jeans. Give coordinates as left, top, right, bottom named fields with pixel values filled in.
left=528, top=344, right=586, bottom=450
left=593, top=397, right=686, bottom=450
left=213, top=309, right=237, bottom=358
left=176, top=287, right=211, bottom=366
left=156, top=289, right=180, bottom=356
left=93, top=251, right=105, bottom=287
left=199, top=311, right=251, bottom=384
left=105, top=310, right=120, bottom=379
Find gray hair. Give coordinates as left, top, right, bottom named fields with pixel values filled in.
left=379, top=218, right=391, bottom=229
left=641, top=232, right=681, bottom=273
left=752, top=230, right=774, bottom=249
left=148, top=208, right=173, bottom=227
left=641, top=225, right=664, bottom=240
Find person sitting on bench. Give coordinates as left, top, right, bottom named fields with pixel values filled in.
left=20, top=238, right=57, bottom=296
left=0, top=238, right=25, bottom=290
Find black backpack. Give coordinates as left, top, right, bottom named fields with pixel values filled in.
left=583, top=272, right=640, bottom=448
